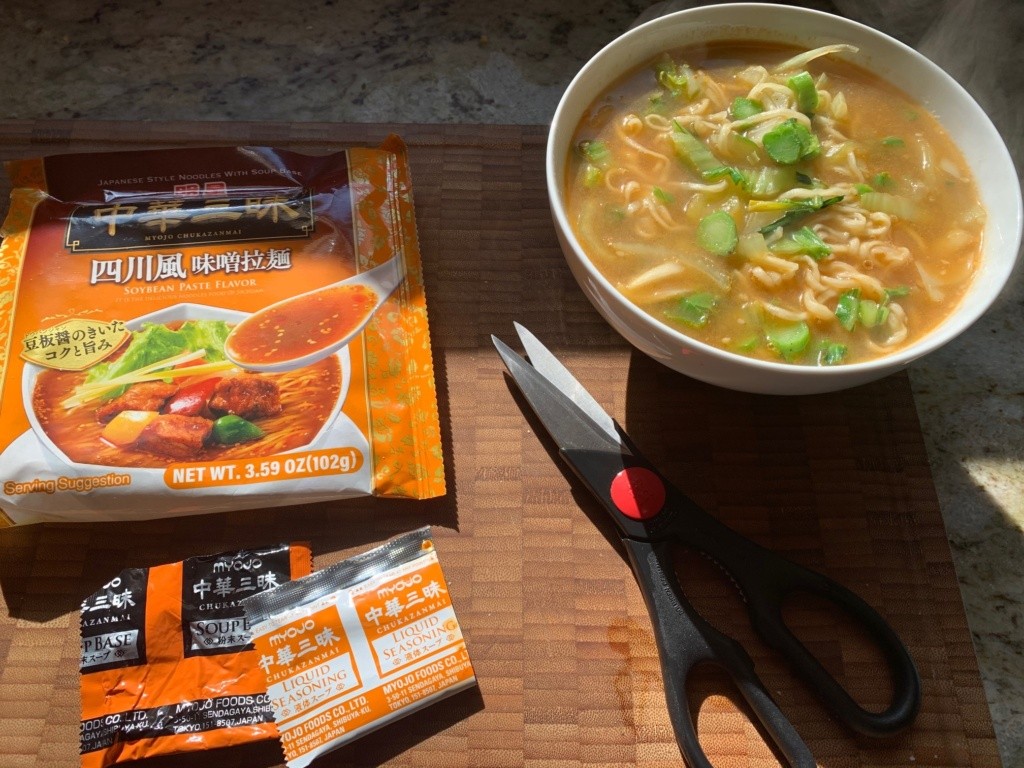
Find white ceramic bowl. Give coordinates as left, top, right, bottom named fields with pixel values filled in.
left=547, top=3, right=1023, bottom=395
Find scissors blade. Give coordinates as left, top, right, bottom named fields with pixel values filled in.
left=512, top=322, right=623, bottom=446
left=492, top=333, right=628, bottom=457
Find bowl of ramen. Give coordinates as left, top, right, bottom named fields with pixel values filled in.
left=24, top=303, right=350, bottom=470
left=548, top=3, right=1022, bottom=394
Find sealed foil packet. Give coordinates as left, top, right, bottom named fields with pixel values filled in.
left=79, top=542, right=312, bottom=767
left=242, top=527, right=476, bottom=768
left=0, top=136, right=444, bottom=525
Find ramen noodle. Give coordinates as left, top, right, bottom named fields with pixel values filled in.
left=566, top=42, right=985, bottom=365
left=0, top=137, right=444, bottom=525
left=80, top=542, right=312, bottom=768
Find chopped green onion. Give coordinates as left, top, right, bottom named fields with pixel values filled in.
left=696, top=211, right=738, bottom=256
left=834, top=289, right=860, bottom=331
left=756, top=195, right=844, bottom=235
left=765, top=320, right=811, bottom=360
left=881, top=136, right=905, bottom=147
left=653, top=187, right=675, bottom=204
left=787, top=71, right=819, bottom=113
left=762, top=119, right=820, bottom=164
left=817, top=341, right=847, bottom=366
left=884, top=285, right=911, bottom=300
left=859, top=192, right=916, bottom=220
left=666, top=292, right=719, bottom=328
left=854, top=182, right=874, bottom=194
left=730, top=97, right=764, bottom=119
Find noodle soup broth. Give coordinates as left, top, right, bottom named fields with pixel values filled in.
left=566, top=41, right=985, bottom=366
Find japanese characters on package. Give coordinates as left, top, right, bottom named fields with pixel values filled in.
left=241, top=527, right=476, bottom=768
left=80, top=543, right=312, bottom=767
left=0, top=137, right=444, bottom=525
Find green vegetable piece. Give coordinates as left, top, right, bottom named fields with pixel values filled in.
left=696, top=211, right=738, bottom=256
left=789, top=226, right=831, bottom=259
left=762, top=119, right=820, bottom=165
left=583, top=164, right=603, bottom=188
left=86, top=319, right=232, bottom=401
left=817, top=341, right=847, bottom=366
left=787, top=71, right=819, bottom=113
left=871, top=172, right=895, bottom=190
left=667, top=292, right=719, bottom=329
left=670, top=127, right=745, bottom=186
left=858, top=300, right=891, bottom=328
left=653, top=187, right=675, bottom=204
left=884, top=285, right=911, bottom=300
left=757, top=195, right=844, bottom=236
left=656, top=56, right=700, bottom=99
left=835, top=289, right=860, bottom=331
left=881, top=136, right=905, bottom=147
left=211, top=414, right=265, bottom=445
left=766, top=320, right=811, bottom=360
left=745, top=167, right=798, bottom=199
left=730, top=97, right=764, bottom=119
left=854, top=182, right=874, bottom=194
left=578, top=140, right=610, bottom=166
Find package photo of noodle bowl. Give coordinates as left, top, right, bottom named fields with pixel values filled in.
left=0, top=138, right=445, bottom=525
left=9, top=301, right=364, bottom=513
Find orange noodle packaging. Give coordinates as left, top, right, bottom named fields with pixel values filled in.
left=0, top=136, right=444, bottom=526
left=79, top=542, right=312, bottom=767
left=241, top=527, right=476, bottom=768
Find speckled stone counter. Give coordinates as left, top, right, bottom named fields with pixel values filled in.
left=2, top=0, right=1022, bottom=764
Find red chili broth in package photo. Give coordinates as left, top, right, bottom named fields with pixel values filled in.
left=0, top=136, right=444, bottom=525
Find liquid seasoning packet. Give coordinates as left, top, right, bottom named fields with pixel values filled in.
left=79, top=542, right=312, bottom=768
left=241, top=527, right=475, bottom=768
left=0, top=136, right=444, bottom=526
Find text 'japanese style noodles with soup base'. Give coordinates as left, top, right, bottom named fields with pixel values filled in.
left=566, top=42, right=985, bottom=366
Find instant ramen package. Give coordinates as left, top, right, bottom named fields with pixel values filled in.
left=0, top=137, right=444, bottom=525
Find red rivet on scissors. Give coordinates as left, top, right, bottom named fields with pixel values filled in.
left=610, top=467, right=666, bottom=521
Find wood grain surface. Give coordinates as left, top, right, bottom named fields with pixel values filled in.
left=0, top=122, right=1000, bottom=767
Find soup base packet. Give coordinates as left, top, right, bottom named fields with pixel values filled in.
left=242, top=527, right=475, bottom=768
left=80, top=542, right=312, bottom=768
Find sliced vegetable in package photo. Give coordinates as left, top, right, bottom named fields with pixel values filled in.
left=0, top=136, right=444, bottom=525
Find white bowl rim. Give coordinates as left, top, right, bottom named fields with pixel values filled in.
left=546, top=2, right=1024, bottom=381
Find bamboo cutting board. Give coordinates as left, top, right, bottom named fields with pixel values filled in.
left=0, top=122, right=1000, bottom=767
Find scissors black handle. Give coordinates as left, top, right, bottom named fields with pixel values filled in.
left=564, top=446, right=920, bottom=757
left=672, top=487, right=921, bottom=738
left=624, top=536, right=816, bottom=768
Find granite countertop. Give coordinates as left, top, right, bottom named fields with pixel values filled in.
left=2, top=0, right=1022, bottom=765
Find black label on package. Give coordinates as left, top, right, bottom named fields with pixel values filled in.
left=181, top=544, right=292, bottom=657
left=80, top=567, right=149, bottom=673
left=66, top=192, right=315, bottom=252
left=79, top=693, right=273, bottom=754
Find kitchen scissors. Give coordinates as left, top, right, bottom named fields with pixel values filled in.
left=492, top=323, right=921, bottom=768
